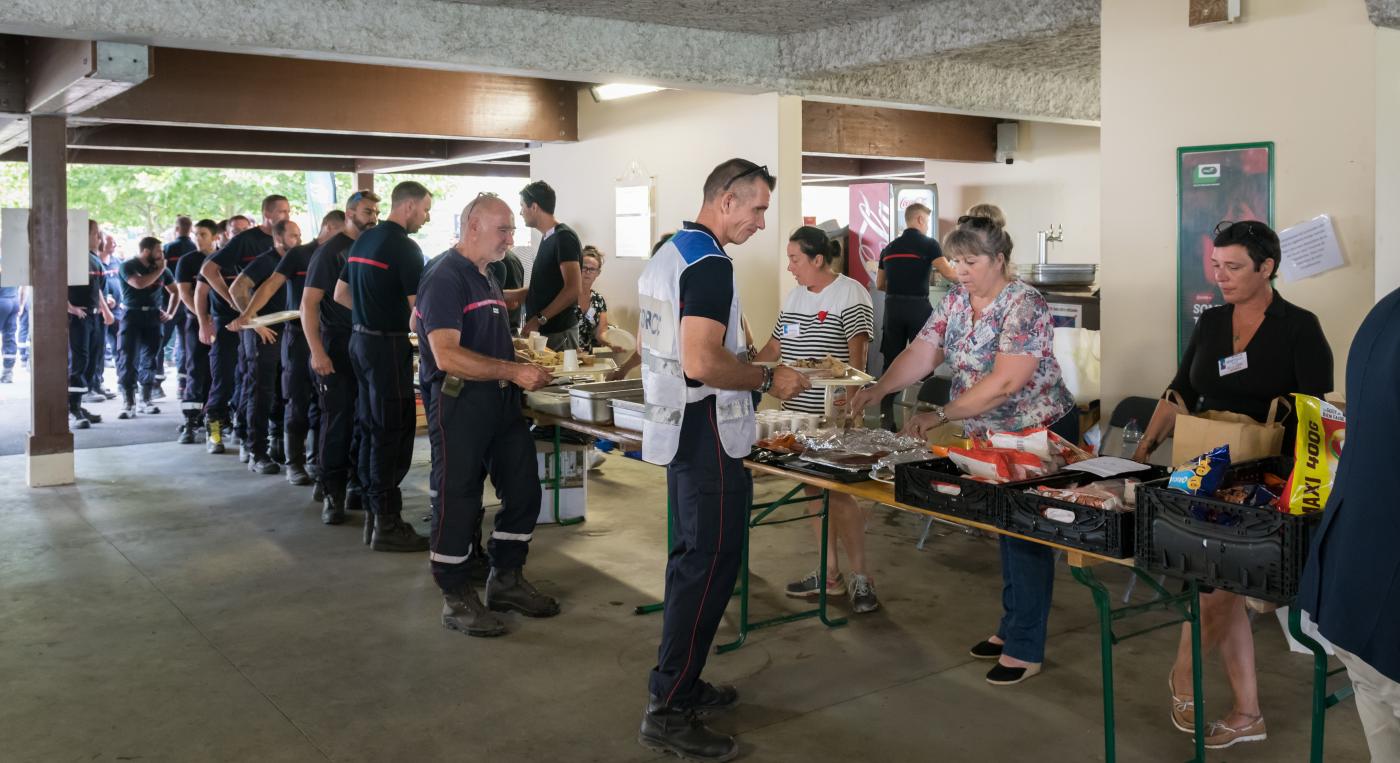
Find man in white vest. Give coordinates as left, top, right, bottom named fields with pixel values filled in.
left=636, top=158, right=809, bottom=761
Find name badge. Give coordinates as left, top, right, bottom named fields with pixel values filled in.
left=585, top=306, right=598, bottom=322
left=781, top=323, right=801, bottom=339
left=1218, top=352, right=1248, bottom=376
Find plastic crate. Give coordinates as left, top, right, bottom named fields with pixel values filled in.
left=894, top=458, right=1021, bottom=525
left=1136, top=457, right=1322, bottom=603
left=1000, top=466, right=1169, bottom=559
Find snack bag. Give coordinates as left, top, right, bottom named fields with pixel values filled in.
left=1281, top=394, right=1346, bottom=514
left=1168, top=445, right=1231, bottom=495
left=987, top=428, right=1052, bottom=460
left=948, top=447, right=1049, bottom=482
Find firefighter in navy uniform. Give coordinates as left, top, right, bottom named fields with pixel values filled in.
left=174, top=219, right=219, bottom=444
left=226, top=219, right=302, bottom=475
left=231, top=210, right=345, bottom=486
left=161, top=215, right=198, bottom=397
left=67, top=219, right=115, bottom=429
left=635, top=159, right=808, bottom=762
left=417, top=194, right=558, bottom=637
left=198, top=195, right=287, bottom=456
left=304, top=191, right=380, bottom=524
left=333, top=181, right=431, bottom=553
left=115, top=236, right=175, bottom=419
left=874, top=202, right=953, bottom=430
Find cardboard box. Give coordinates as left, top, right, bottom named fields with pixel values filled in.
left=536, top=442, right=589, bottom=524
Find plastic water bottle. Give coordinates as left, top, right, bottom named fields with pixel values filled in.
left=1120, top=418, right=1143, bottom=459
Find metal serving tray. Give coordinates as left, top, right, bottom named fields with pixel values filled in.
left=569, top=379, right=645, bottom=424
left=611, top=398, right=646, bottom=432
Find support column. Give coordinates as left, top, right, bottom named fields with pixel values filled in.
left=354, top=171, right=375, bottom=194
left=26, top=114, right=74, bottom=486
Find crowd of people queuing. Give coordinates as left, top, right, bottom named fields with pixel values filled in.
left=39, top=160, right=1398, bottom=763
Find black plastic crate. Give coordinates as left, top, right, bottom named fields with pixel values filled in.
left=1001, top=466, right=1169, bottom=558
left=1136, top=457, right=1322, bottom=603
left=894, top=458, right=1043, bottom=525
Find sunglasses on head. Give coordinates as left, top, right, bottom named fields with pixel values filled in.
left=722, top=163, right=773, bottom=191
left=1213, top=220, right=1266, bottom=239
left=956, top=215, right=999, bottom=231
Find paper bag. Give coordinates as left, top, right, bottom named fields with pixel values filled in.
left=1168, top=391, right=1290, bottom=466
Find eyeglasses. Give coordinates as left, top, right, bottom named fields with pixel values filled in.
left=957, top=215, right=999, bottom=230
left=722, top=163, right=773, bottom=191
left=581, top=265, right=600, bottom=274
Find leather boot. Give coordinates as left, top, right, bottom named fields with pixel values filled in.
left=441, top=586, right=507, bottom=638
left=370, top=513, right=429, bottom=552
left=345, top=485, right=364, bottom=512
left=638, top=698, right=739, bottom=762
left=177, top=412, right=198, bottom=444
left=118, top=389, right=137, bottom=420
left=138, top=386, right=160, bottom=414
left=206, top=419, right=226, bottom=454
left=283, top=434, right=312, bottom=486
left=486, top=567, right=560, bottom=618
left=321, top=493, right=346, bottom=526
left=312, top=482, right=326, bottom=503
left=268, top=433, right=285, bottom=465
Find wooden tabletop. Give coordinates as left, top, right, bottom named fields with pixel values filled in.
left=528, top=411, right=645, bottom=449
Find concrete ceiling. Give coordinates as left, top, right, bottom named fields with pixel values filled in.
left=1370, top=0, right=1400, bottom=26
left=460, top=0, right=934, bottom=35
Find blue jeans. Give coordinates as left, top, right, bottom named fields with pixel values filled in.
left=994, top=407, right=1080, bottom=664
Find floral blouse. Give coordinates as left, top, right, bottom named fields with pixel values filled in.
left=916, top=279, right=1075, bottom=434
left=576, top=290, right=607, bottom=353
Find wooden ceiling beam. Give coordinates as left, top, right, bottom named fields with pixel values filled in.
left=86, top=48, right=578, bottom=143
left=65, top=124, right=478, bottom=160
left=354, top=142, right=533, bottom=174
left=802, top=102, right=996, bottom=163
left=0, top=147, right=355, bottom=172
left=26, top=39, right=150, bottom=115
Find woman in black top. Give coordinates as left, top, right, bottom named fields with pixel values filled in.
left=1134, top=220, right=1333, bottom=750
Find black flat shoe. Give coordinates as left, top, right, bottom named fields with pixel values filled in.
left=969, top=640, right=1004, bottom=660
left=986, top=662, right=1041, bottom=686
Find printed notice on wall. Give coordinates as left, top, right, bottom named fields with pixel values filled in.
left=1278, top=214, right=1345, bottom=282
left=615, top=184, right=652, bottom=259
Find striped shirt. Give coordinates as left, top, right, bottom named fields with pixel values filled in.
left=771, top=274, right=874, bottom=414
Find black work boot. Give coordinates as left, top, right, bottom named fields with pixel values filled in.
left=681, top=681, right=740, bottom=717
left=68, top=399, right=91, bottom=430
left=0, top=368, right=12, bottom=384
left=206, top=419, right=226, bottom=454
left=249, top=447, right=280, bottom=475
left=321, top=493, right=346, bottom=525
left=268, top=433, right=285, bottom=465
left=485, top=567, right=560, bottom=618
left=441, top=586, right=507, bottom=638
left=118, top=389, right=137, bottom=420
left=177, top=412, right=198, bottom=444
left=467, top=549, right=491, bottom=584
left=312, top=482, right=325, bottom=503
left=362, top=510, right=375, bottom=546
left=138, top=386, right=160, bottom=414
left=369, top=513, right=429, bottom=552
left=79, top=406, right=102, bottom=424
left=284, top=434, right=312, bottom=486
left=638, top=699, right=739, bottom=762
left=345, top=484, right=364, bottom=512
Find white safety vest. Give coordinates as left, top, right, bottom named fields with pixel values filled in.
left=637, top=227, right=756, bottom=465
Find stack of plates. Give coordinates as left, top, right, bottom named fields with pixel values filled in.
left=1017, top=263, right=1097, bottom=287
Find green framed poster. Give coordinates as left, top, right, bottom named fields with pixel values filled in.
left=1176, top=141, right=1274, bottom=358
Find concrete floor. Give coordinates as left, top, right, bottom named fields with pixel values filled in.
left=0, top=438, right=1368, bottom=762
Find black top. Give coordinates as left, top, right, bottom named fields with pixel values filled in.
left=206, top=227, right=274, bottom=320
left=100, top=257, right=123, bottom=314
left=305, top=232, right=354, bottom=334
left=337, top=221, right=424, bottom=332
left=415, top=251, right=513, bottom=387
left=486, top=249, right=525, bottom=330
left=163, top=236, right=197, bottom=272
left=118, top=257, right=174, bottom=312
left=69, top=252, right=104, bottom=309
left=1168, top=291, right=1333, bottom=429
left=675, top=221, right=733, bottom=388
left=524, top=222, right=582, bottom=334
left=241, top=249, right=287, bottom=316
left=274, top=241, right=316, bottom=315
left=175, top=248, right=206, bottom=287
left=878, top=228, right=943, bottom=297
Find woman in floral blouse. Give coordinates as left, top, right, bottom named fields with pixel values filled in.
left=851, top=213, right=1076, bottom=687
left=575, top=245, right=614, bottom=354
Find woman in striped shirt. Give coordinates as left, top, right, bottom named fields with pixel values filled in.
left=754, top=226, right=878, bottom=612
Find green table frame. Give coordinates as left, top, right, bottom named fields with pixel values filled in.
left=528, top=413, right=1351, bottom=762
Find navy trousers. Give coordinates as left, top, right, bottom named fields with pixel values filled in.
left=350, top=331, right=415, bottom=517
left=648, top=397, right=751, bottom=706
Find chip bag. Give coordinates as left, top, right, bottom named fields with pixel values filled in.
left=948, top=447, right=1049, bottom=482
left=1280, top=394, right=1346, bottom=514
left=1168, top=444, right=1231, bottom=495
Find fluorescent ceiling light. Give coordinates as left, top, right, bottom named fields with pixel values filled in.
left=590, top=83, right=667, bottom=101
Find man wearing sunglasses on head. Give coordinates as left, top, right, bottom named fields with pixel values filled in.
left=636, top=158, right=809, bottom=762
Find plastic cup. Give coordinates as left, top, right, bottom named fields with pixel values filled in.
left=562, top=349, right=579, bottom=371
left=530, top=333, right=547, bottom=352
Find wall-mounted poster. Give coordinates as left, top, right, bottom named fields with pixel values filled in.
left=1176, top=142, right=1274, bottom=359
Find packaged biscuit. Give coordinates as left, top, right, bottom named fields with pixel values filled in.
left=1281, top=394, right=1346, bottom=514
left=1168, top=444, right=1231, bottom=495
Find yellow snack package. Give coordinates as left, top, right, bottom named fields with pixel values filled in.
left=1282, top=393, right=1346, bottom=515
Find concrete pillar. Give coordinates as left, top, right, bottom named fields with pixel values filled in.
left=26, top=114, right=75, bottom=487
left=354, top=172, right=375, bottom=194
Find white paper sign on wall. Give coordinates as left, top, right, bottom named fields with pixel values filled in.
left=615, top=185, right=653, bottom=259
left=1278, top=214, right=1345, bottom=283
left=0, top=208, right=92, bottom=287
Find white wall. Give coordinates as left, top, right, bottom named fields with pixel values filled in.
left=1101, top=0, right=1378, bottom=414
left=529, top=89, right=802, bottom=343
left=1377, top=27, right=1400, bottom=303
left=924, top=121, right=1101, bottom=265
left=802, top=185, right=850, bottom=228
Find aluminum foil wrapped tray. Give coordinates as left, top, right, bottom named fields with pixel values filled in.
left=796, top=428, right=926, bottom=456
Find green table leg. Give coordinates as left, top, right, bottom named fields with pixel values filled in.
left=633, top=490, right=672, bottom=615
left=1188, top=580, right=1205, bottom=763
left=1287, top=606, right=1355, bottom=763
left=1070, top=564, right=1119, bottom=763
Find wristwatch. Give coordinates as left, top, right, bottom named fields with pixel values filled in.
left=932, top=405, right=949, bottom=425
left=757, top=364, right=774, bottom=394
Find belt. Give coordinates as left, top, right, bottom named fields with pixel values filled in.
left=886, top=293, right=932, bottom=301
left=353, top=325, right=409, bottom=337
left=128, top=306, right=159, bottom=312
